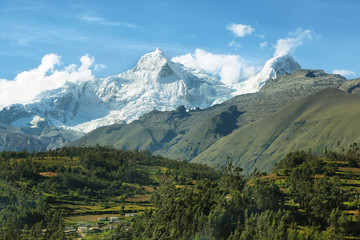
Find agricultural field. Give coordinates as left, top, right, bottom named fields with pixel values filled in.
left=0, top=146, right=219, bottom=239
left=108, top=148, right=360, bottom=239
left=1, top=145, right=360, bottom=239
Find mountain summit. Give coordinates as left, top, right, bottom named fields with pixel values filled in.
left=256, top=53, right=301, bottom=86
left=134, top=48, right=171, bottom=73
left=233, top=53, right=301, bottom=95
left=0, top=49, right=302, bottom=151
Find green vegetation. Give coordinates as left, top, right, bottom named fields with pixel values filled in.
left=0, top=146, right=219, bottom=239
left=108, top=144, right=360, bottom=240
left=193, top=88, right=360, bottom=174
left=166, top=105, right=242, bottom=160
left=1, top=144, right=360, bottom=239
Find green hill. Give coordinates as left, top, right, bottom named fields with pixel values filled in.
left=165, top=105, right=243, bottom=159
left=192, top=88, right=360, bottom=174
left=70, top=121, right=177, bottom=152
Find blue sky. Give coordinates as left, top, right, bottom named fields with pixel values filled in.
left=0, top=0, right=359, bottom=85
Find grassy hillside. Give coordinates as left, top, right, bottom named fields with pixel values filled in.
left=192, top=88, right=360, bottom=174
left=166, top=105, right=243, bottom=160
left=70, top=121, right=177, bottom=152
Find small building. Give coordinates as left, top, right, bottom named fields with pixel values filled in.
left=64, top=228, right=77, bottom=236
left=77, top=222, right=90, bottom=227
left=123, top=226, right=131, bottom=231
left=125, top=213, right=137, bottom=217
left=96, top=222, right=106, bottom=227
left=109, top=217, right=118, bottom=222
left=77, top=227, right=89, bottom=233
left=98, top=217, right=106, bottom=221
left=89, top=227, right=102, bottom=233
left=225, top=194, right=232, bottom=201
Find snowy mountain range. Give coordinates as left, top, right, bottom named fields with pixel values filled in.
left=0, top=48, right=301, bottom=150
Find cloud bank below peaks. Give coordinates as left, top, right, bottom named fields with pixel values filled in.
left=0, top=54, right=98, bottom=107
left=172, top=49, right=258, bottom=85
left=274, top=28, right=314, bottom=57
left=332, top=69, right=355, bottom=77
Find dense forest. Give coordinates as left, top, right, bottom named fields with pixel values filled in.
left=0, top=146, right=219, bottom=239
left=108, top=145, right=360, bottom=240
left=0, top=144, right=360, bottom=239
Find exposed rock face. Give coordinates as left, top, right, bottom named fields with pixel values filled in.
left=339, top=78, right=360, bottom=94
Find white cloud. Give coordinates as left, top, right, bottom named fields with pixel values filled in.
left=227, top=23, right=255, bottom=37
left=0, top=24, right=90, bottom=46
left=260, top=41, right=268, bottom=50
left=94, top=64, right=106, bottom=71
left=22, top=6, right=45, bottom=11
left=79, top=15, right=138, bottom=28
left=274, top=28, right=314, bottom=56
left=228, top=40, right=241, bottom=49
left=332, top=69, right=355, bottom=76
left=0, top=54, right=98, bottom=106
left=172, top=49, right=258, bottom=85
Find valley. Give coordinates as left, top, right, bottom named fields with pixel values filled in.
left=1, top=1, right=360, bottom=239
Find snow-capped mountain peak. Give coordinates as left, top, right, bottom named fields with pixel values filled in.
left=260, top=53, right=301, bottom=82
left=0, top=49, right=237, bottom=137
left=129, top=48, right=189, bottom=85
left=232, top=53, right=301, bottom=95
left=0, top=49, right=301, bottom=151
left=134, top=47, right=168, bottom=72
